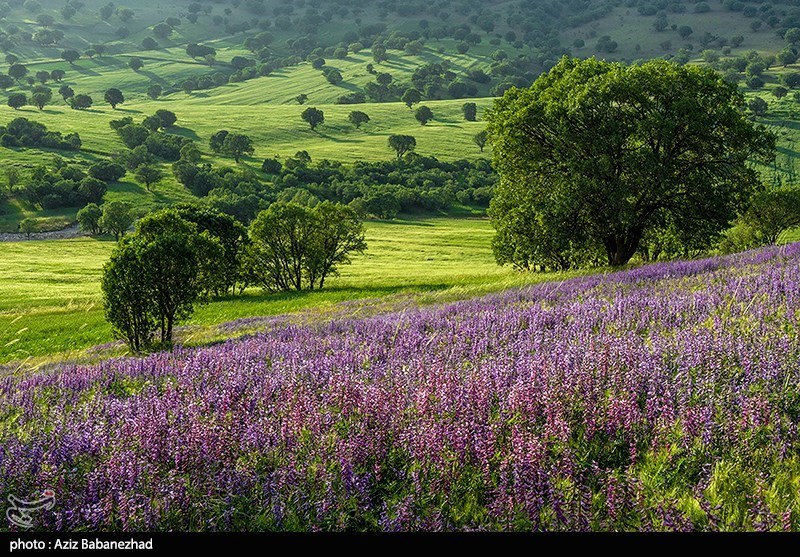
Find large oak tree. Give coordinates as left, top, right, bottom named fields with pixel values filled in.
left=487, top=57, right=776, bottom=269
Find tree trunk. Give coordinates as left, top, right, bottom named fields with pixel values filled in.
left=165, top=316, right=173, bottom=346
left=604, top=233, right=642, bottom=267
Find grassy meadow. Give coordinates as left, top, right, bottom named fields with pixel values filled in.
left=0, top=217, right=567, bottom=365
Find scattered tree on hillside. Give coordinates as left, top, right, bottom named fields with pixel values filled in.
left=387, top=134, right=416, bottom=158
left=99, top=3, right=113, bottom=21
left=261, top=158, right=282, bottom=174
left=58, top=85, right=74, bottom=101
left=31, top=86, right=51, bottom=110
left=153, top=22, right=172, bottom=39
left=777, top=49, right=798, bottom=67
left=89, top=161, right=126, bottom=182
left=155, top=109, right=177, bottom=128
left=348, top=110, right=370, bottom=129
left=7, top=93, right=26, bottom=110
left=4, top=167, right=20, bottom=192
left=61, top=49, right=79, bottom=65
left=774, top=86, right=789, bottom=100
left=488, top=57, right=775, bottom=269
left=69, top=93, right=92, bottom=110
left=295, top=93, right=308, bottom=104
left=749, top=96, right=769, bottom=116
left=301, top=107, right=325, bottom=130
left=50, top=69, right=65, bottom=82
left=141, top=37, right=158, bottom=50
left=741, top=188, right=800, bottom=245
left=104, top=88, right=124, bottom=109
left=372, top=43, right=387, bottom=63
left=462, top=102, right=477, bottom=121
left=247, top=202, right=366, bottom=292
left=8, top=64, right=28, bottom=81
left=415, top=105, right=434, bottom=125
left=102, top=215, right=202, bottom=351
left=135, top=165, right=163, bottom=191
left=19, top=218, right=37, bottom=238
left=147, top=84, right=162, bottom=100
left=99, top=200, right=134, bottom=240
left=77, top=203, right=103, bottom=235
left=128, top=57, right=143, bottom=71
left=209, top=130, right=229, bottom=153
left=35, top=70, right=49, bottom=84
left=323, top=67, right=343, bottom=85
left=402, top=88, right=421, bottom=109
left=473, top=130, right=488, bottom=152
left=221, top=133, right=254, bottom=162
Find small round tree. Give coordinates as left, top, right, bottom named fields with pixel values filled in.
left=128, top=57, right=143, bottom=71
left=473, top=130, right=488, bottom=152
left=221, top=133, right=254, bottom=162
left=387, top=134, right=416, bottom=158
left=401, top=88, right=421, bottom=109
left=415, top=105, right=434, bottom=125
left=462, top=102, right=478, bottom=121
left=301, top=107, right=325, bottom=130
left=348, top=110, right=370, bottom=129
left=61, top=49, right=80, bottom=65
left=104, top=87, right=124, bottom=109
left=7, top=92, right=27, bottom=110
left=135, top=165, right=163, bottom=191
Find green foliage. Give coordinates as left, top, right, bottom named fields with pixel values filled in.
left=104, top=88, right=124, bottom=109
left=135, top=165, right=163, bottom=191
left=221, top=133, right=254, bottom=163
left=102, top=213, right=202, bottom=351
left=473, top=130, right=488, bottom=152
left=402, top=88, right=422, bottom=109
left=7, top=92, right=26, bottom=110
left=247, top=202, right=366, bottom=292
left=488, top=57, right=776, bottom=269
left=18, top=218, right=37, bottom=238
left=741, top=187, right=800, bottom=245
left=99, top=201, right=135, bottom=240
left=750, top=96, right=769, bottom=116
left=30, top=86, right=51, bottom=110
left=77, top=203, right=103, bottom=235
left=387, top=135, right=416, bottom=158
left=209, top=130, right=229, bottom=153
left=462, top=102, right=477, bottom=121
left=69, top=94, right=92, bottom=110
left=348, top=110, right=370, bottom=129
left=301, top=107, right=325, bottom=130
left=415, top=106, right=434, bottom=125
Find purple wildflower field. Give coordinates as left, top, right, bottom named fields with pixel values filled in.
left=2, top=244, right=800, bottom=531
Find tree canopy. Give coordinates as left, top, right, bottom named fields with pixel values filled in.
left=301, top=107, right=325, bottom=130
left=487, top=57, right=775, bottom=269
left=104, top=87, right=124, bottom=109
left=387, top=135, right=416, bottom=158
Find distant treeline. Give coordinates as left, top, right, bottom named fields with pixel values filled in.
left=173, top=154, right=497, bottom=223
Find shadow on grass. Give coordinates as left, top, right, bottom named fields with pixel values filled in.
left=211, top=282, right=452, bottom=307
left=169, top=126, right=200, bottom=141
left=369, top=218, right=436, bottom=226
left=138, top=69, right=169, bottom=85
left=71, top=64, right=101, bottom=77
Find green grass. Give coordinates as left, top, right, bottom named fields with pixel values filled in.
left=0, top=217, right=563, bottom=365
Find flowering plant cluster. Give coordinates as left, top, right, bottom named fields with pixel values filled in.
left=3, top=244, right=800, bottom=531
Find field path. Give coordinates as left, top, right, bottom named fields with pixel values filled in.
left=0, top=223, right=85, bottom=242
